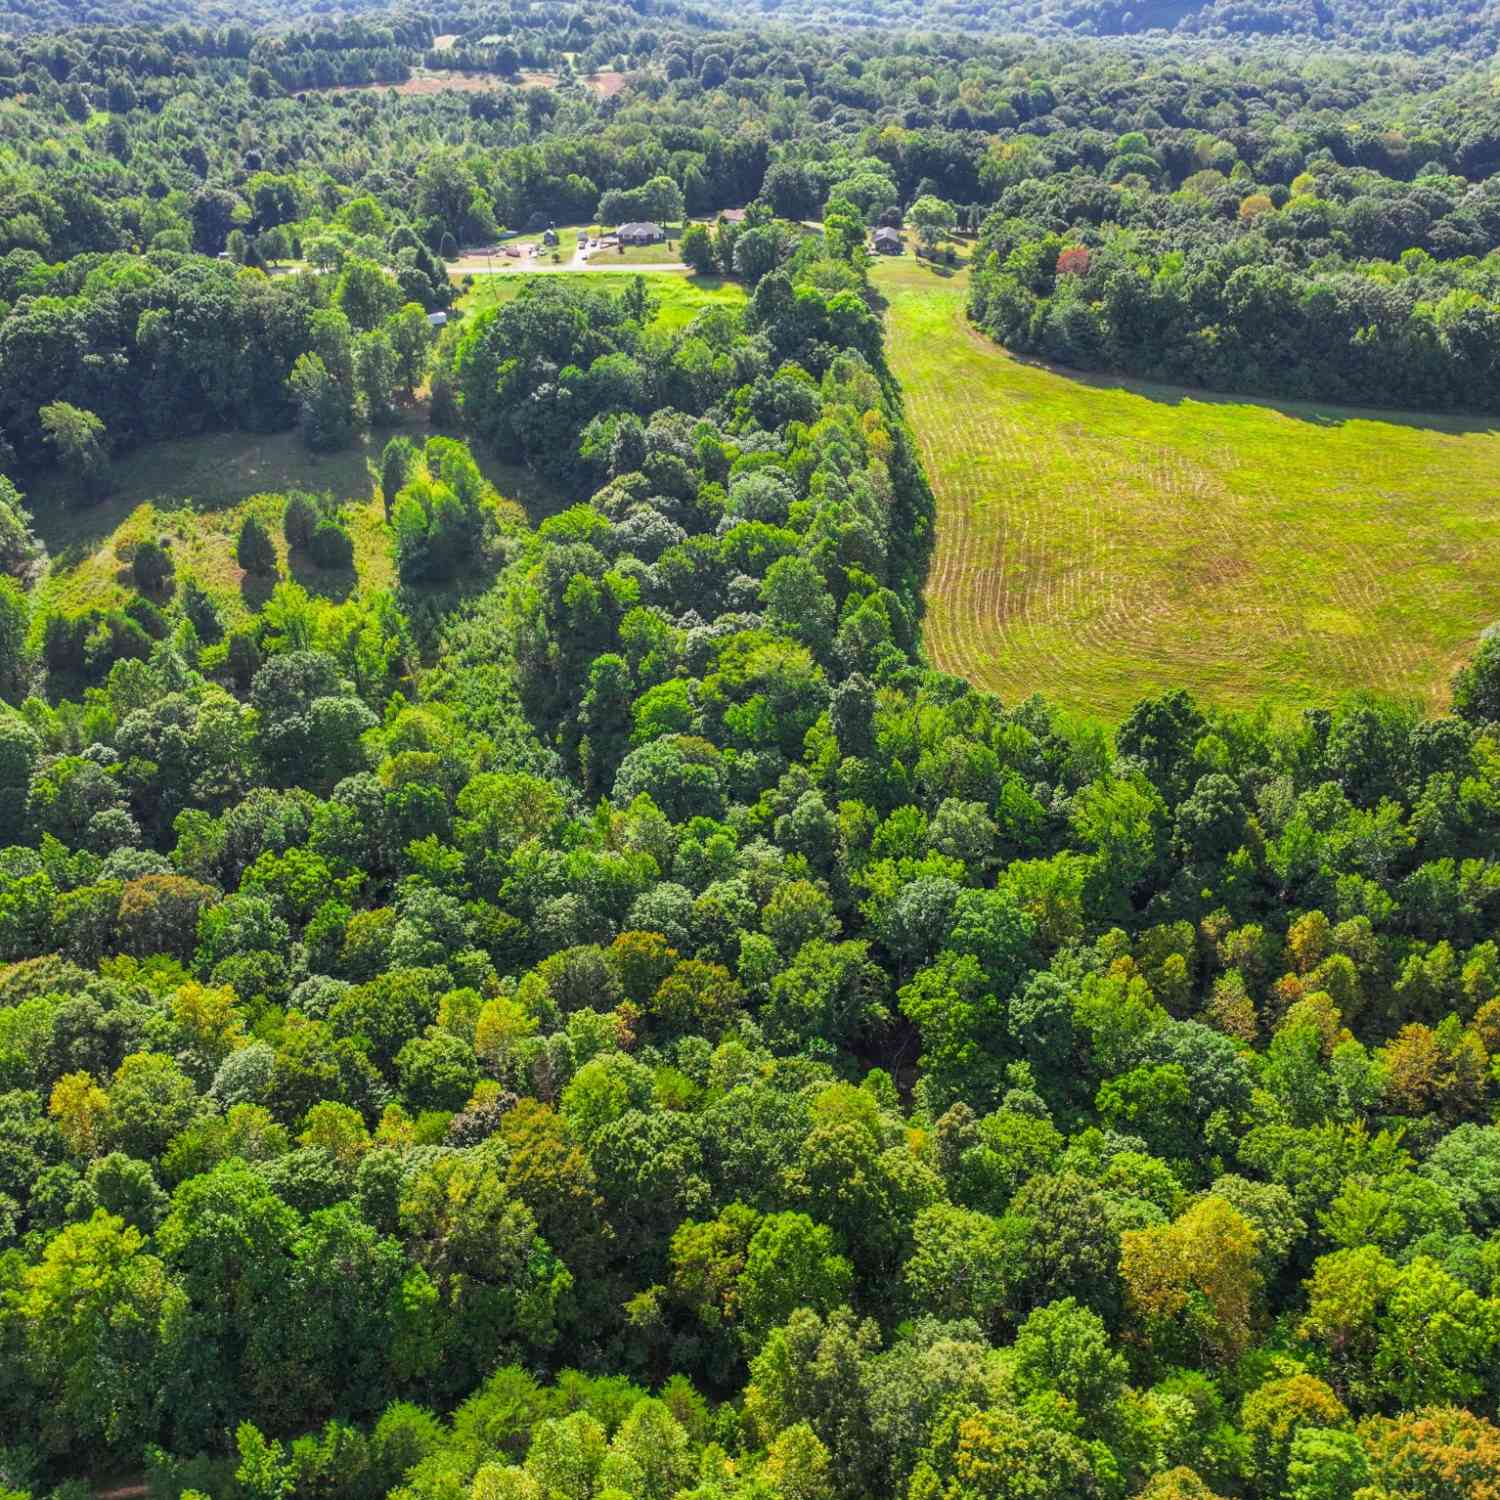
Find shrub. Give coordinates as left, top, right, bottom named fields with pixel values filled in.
left=40, top=401, right=110, bottom=503
left=380, top=437, right=418, bottom=518
left=283, top=492, right=320, bottom=549
left=309, top=519, right=355, bottom=570
left=123, top=596, right=167, bottom=639
left=226, top=628, right=262, bottom=688
left=179, top=576, right=223, bottom=643
left=1056, top=245, right=1091, bottom=277
left=131, top=538, right=174, bottom=594
left=236, top=516, right=277, bottom=576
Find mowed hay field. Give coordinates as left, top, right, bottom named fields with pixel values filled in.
left=874, top=257, right=1500, bottom=719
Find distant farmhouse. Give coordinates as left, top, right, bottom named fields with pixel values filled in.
left=618, top=221, right=665, bottom=245
left=872, top=226, right=902, bottom=254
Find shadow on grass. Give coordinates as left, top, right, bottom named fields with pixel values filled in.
left=239, top=570, right=277, bottom=613
left=32, top=489, right=162, bottom=570
left=429, top=419, right=573, bottom=525
left=288, top=548, right=358, bottom=603
left=1002, top=348, right=1500, bottom=437
left=886, top=272, right=1500, bottom=439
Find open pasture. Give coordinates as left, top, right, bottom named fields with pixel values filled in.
left=874, top=257, right=1500, bottom=719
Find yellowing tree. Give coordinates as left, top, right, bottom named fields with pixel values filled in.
left=171, top=981, right=246, bottom=1070
left=49, top=1070, right=110, bottom=1158
left=475, top=995, right=538, bottom=1071
left=1121, top=1196, right=1261, bottom=1365
left=762, top=1422, right=834, bottom=1500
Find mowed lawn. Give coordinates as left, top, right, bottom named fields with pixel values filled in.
left=458, top=271, right=743, bottom=331
left=874, top=256, right=1500, bottom=719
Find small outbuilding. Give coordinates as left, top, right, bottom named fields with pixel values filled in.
left=427, top=312, right=448, bottom=328
left=541, top=228, right=559, bottom=246
left=872, top=227, right=903, bottom=254
left=618, top=221, right=665, bottom=246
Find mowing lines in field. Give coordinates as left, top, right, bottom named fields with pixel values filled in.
left=879, top=264, right=1500, bottom=717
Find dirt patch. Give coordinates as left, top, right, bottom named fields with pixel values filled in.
left=301, top=68, right=629, bottom=98
left=518, top=70, right=629, bottom=95
left=580, top=70, right=628, bottom=97
left=399, top=73, right=500, bottom=95
left=1187, top=550, right=1253, bottom=588
left=298, top=71, right=505, bottom=97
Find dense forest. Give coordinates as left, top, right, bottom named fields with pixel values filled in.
left=965, top=95, right=1500, bottom=408
left=3, top=2, right=1500, bottom=1499
left=754, top=0, right=1500, bottom=55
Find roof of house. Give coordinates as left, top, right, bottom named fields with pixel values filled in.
left=720, top=208, right=748, bottom=222
left=873, top=226, right=901, bottom=242
left=618, top=221, right=664, bottom=236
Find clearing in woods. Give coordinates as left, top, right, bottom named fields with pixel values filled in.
left=29, top=273, right=739, bottom=634
left=873, top=255, right=1500, bottom=719
left=29, top=415, right=557, bottom=634
left=300, top=68, right=629, bottom=98
left=457, top=271, right=744, bottom=331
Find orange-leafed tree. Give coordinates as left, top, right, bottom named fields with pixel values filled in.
left=1120, top=1195, right=1261, bottom=1365
left=1056, top=244, right=1090, bottom=277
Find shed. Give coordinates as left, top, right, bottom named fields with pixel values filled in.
left=427, top=312, right=448, bottom=328
left=872, top=227, right=902, bottom=254
left=542, top=228, right=559, bottom=246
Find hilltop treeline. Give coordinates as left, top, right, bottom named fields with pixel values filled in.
left=966, top=120, right=1500, bottom=409
left=8, top=6, right=1500, bottom=416
left=752, top=0, right=1500, bottom=55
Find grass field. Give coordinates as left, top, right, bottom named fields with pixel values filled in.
left=873, top=256, right=1500, bottom=719
left=591, top=242, right=685, bottom=266
left=30, top=411, right=561, bottom=629
left=458, top=272, right=744, bottom=331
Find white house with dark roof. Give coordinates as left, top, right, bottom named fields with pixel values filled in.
left=617, top=221, right=665, bottom=245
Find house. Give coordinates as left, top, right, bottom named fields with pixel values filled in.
left=719, top=208, right=748, bottom=223
left=541, top=228, right=559, bottom=246
left=872, top=227, right=902, bottom=254
left=427, top=312, right=448, bottom=328
left=618, top=221, right=665, bottom=246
